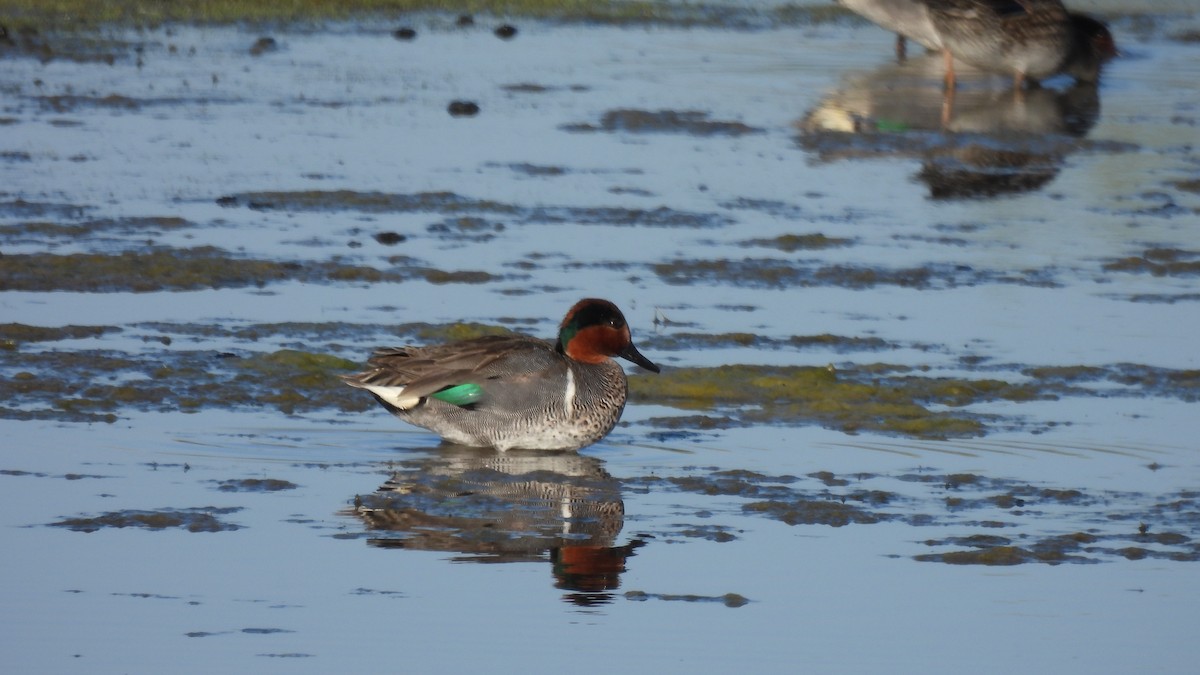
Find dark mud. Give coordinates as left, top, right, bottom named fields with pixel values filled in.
left=49, top=506, right=244, bottom=532
left=1103, top=247, right=1200, bottom=277
left=0, top=215, right=192, bottom=242
left=642, top=331, right=893, bottom=353
left=635, top=467, right=1200, bottom=565
left=214, top=478, right=298, bottom=492
left=563, top=109, right=763, bottom=136
left=652, top=258, right=1060, bottom=290
left=345, top=456, right=1200, bottom=569
left=738, top=233, right=855, bottom=252
left=218, top=189, right=733, bottom=228
left=624, top=590, right=750, bottom=608
left=0, top=0, right=848, bottom=30
left=0, top=23, right=130, bottom=64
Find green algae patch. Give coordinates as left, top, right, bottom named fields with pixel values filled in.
left=1023, top=363, right=1200, bottom=401
left=1103, top=248, right=1200, bottom=277
left=629, top=364, right=997, bottom=438
left=0, top=247, right=501, bottom=292
left=408, top=322, right=514, bottom=342
left=234, top=350, right=362, bottom=414
left=0, top=216, right=191, bottom=240
left=1, top=248, right=317, bottom=292
left=0, top=345, right=369, bottom=421
left=744, top=498, right=888, bottom=527
left=49, top=507, right=244, bottom=533
left=0, top=323, right=119, bottom=345
left=6, top=321, right=1196, bottom=427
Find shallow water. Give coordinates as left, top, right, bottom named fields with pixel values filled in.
left=3, top=5, right=1200, bottom=673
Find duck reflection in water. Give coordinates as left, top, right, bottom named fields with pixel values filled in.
left=798, top=52, right=1104, bottom=199
left=347, top=445, right=644, bottom=606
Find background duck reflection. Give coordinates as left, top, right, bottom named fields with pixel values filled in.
left=798, top=53, right=1111, bottom=199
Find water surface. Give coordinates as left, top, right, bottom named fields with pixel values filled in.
left=2, top=6, right=1199, bottom=673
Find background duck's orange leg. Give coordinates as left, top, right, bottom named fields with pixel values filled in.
left=943, top=49, right=957, bottom=90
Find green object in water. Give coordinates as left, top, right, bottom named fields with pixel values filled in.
left=874, top=118, right=909, bottom=132
left=431, top=383, right=484, bottom=407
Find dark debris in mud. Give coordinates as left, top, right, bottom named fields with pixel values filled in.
left=563, top=109, right=763, bottom=137
left=49, top=506, right=244, bottom=533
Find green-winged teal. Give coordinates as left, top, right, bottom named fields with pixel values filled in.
left=343, top=298, right=660, bottom=451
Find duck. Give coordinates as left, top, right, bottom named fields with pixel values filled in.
left=837, top=1, right=1117, bottom=88
left=342, top=298, right=660, bottom=451
left=927, top=1, right=1118, bottom=89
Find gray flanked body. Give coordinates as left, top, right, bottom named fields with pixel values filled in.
left=345, top=335, right=630, bottom=452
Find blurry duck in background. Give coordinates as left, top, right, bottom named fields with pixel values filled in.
left=798, top=52, right=1106, bottom=199
left=928, top=0, right=1118, bottom=89
left=836, top=0, right=1118, bottom=88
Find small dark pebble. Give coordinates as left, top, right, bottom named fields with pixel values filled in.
left=456, top=15, right=475, bottom=27
left=249, top=37, right=277, bottom=56
left=373, top=231, right=407, bottom=246
left=393, top=27, right=416, bottom=41
left=494, top=25, right=517, bottom=40
left=447, top=101, right=480, bottom=117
